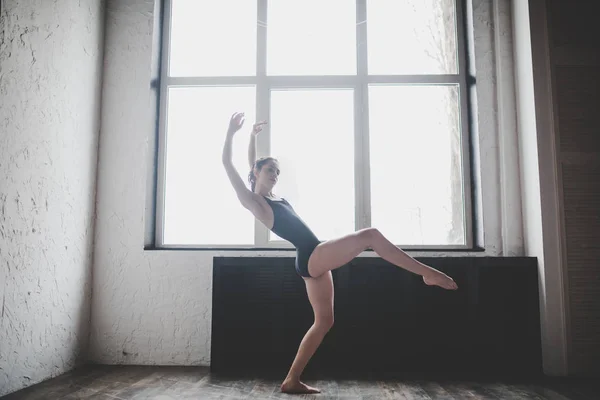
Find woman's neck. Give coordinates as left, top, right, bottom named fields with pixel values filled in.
left=255, top=186, right=274, bottom=197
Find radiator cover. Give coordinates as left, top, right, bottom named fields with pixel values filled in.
left=211, top=256, right=542, bottom=379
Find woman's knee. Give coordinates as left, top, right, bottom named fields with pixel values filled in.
left=315, top=314, right=334, bottom=331
left=358, top=227, right=382, bottom=246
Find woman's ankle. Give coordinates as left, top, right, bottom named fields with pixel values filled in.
left=283, top=373, right=300, bottom=383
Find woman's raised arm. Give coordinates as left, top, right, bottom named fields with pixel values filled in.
left=222, top=112, right=257, bottom=208
left=248, top=120, right=267, bottom=169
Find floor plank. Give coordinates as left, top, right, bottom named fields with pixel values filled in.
left=420, top=381, right=456, bottom=400
left=441, top=381, right=497, bottom=400
left=2, top=365, right=600, bottom=400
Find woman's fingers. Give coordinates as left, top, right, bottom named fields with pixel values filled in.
left=228, top=112, right=246, bottom=134
left=253, top=120, right=267, bottom=133
left=231, top=112, right=245, bottom=125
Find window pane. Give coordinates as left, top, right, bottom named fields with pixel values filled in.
left=169, top=0, right=257, bottom=77
left=267, top=0, right=356, bottom=75
left=369, top=85, right=465, bottom=245
left=163, top=87, right=256, bottom=245
left=367, top=0, right=458, bottom=74
left=270, top=89, right=355, bottom=241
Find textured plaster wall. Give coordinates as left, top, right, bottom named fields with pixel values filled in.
left=90, top=0, right=518, bottom=366
left=0, top=0, right=104, bottom=396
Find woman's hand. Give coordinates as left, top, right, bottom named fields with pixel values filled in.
left=228, top=112, right=246, bottom=135
left=248, top=120, right=265, bottom=168
left=252, top=121, right=267, bottom=136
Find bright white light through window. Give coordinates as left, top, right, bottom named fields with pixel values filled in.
left=267, top=0, right=356, bottom=76
left=367, top=0, right=458, bottom=74
left=163, top=86, right=256, bottom=245
left=160, top=0, right=469, bottom=247
left=270, top=90, right=355, bottom=241
left=369, top=85, right=465, bottom=245
left=169, top=0, right=257, bottom=77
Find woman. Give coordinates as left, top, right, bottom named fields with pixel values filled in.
left=222, top=112, right=458, bottom=394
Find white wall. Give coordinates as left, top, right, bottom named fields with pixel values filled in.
left=90, top=0, right=521, bottom=367
left=512, top=0, right=568, bottom=375
left=0, top=0, right=105, bottom=396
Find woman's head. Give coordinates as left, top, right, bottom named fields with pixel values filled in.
left=249, top=157, right=279, bottom=192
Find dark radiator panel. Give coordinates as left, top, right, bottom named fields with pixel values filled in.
left=211, top=257, right=542, bottom=379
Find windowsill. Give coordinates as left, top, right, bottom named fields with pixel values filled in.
left=143, top=245, right=487, bottom=253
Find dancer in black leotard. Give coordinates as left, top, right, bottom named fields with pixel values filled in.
left=262, top=196, right=320, bottom=278
left=222, top=112, right=458, bottom=394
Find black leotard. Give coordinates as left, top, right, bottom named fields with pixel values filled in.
left=263, top=196, right=321, bottom=278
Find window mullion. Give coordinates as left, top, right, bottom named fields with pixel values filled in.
left=455, top=0, right=474, bottom=248
left=356, top=0, right=370, bottom=230
left=255, top=0, right=269, bottom=246
left=255, top=81, right=270, bottom=246
left=358, top=81, right=371, bottom=230
left=155, top=0, right=174, bottom=247
left=257, top=0, right=267, bottom=77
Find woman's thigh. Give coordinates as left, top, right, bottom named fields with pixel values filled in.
left=307, top=229, right=371, bottom=278
left=304, top=271, right=334, bottom=322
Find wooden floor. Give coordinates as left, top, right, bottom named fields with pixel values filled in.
left=2, top=365, right=599, bottom=400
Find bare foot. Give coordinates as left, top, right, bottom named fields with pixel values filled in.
left=423, top=271, right=458, bottom=290
left=280, top=378, right=321, bottom=394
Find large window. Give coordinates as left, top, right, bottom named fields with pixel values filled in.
left=156, top=0, right=472, bottom=249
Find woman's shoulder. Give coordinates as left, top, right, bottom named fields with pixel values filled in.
left=263, top=195, right=286, bottom=202
left=280, top=197, right=293, bottom=207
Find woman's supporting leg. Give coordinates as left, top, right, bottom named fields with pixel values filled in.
left=280, top=271, right=334, bottom=394
left=308, top=228, right=458, bottom=290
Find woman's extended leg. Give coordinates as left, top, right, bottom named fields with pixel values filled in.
left=308, top=228, right=458, bottom=290
left=280, top=271, right=334, bottom=394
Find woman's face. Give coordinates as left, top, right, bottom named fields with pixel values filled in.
left=255, top=160, right=280, bottom=189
